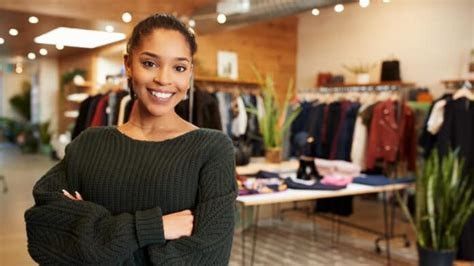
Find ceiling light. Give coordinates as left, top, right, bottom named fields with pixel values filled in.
left=311, top=8, right=320, bottom=16
left=383, top=0, right=390, bottom=2
left=29, top=16, right=39, bottom=24
left=188, top=19, right=196, bottom=27
left=0, top=38, right=4, bottom=44
left=9, top=28, right=19, bottom=36
left=35, top=27, right=126, bottom=49
left=217, top=13, right=227, bottom=24
left=39, top=48, right=48, bottom=56
left=105, top=25, right=114, bottom=33
left=56, top=44, right=64, bottom=50
left=122, top=12, right=132, bottom=23
left=16, top=66, right=23, bottom=74
left=28, top=53, right=36, bottom=60
left=334, top=4, right=344, bottom=13
left=359, top=0, right=370, bottom=8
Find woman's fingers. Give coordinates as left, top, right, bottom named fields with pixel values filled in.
left=62, top=189, right=83, bottom=201
left=74, top=191, right=83, bottom=200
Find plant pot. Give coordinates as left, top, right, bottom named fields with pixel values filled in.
left=356, top=73, right=370, bottom=84
left=40, top=143, right=52, bottom=156
left=417, top=244, right=456, bottom=266
left=265, top=147, right=282, bottom=164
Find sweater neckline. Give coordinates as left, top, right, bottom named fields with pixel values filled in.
left=108, top=126, right=203, bottom=144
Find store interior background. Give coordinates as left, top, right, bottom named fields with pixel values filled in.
left=0, top=0, right=473, bottom=265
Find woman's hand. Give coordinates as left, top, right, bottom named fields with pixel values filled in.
left=62, top=189, right=83, bottom=201
left=162, top=210, right=194, bottom=240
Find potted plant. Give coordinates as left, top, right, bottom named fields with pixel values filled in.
left=398, top=149, right=474, bottom=266
left=342, top=62, right=376, bottom=84
left=39, top=121, right=52, bottom=156
left=248, top=65, right=301, bottom=163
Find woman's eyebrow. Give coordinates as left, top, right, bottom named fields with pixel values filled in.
left=140, top=52, right=190, bottom=63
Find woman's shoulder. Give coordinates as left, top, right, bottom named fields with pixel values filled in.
left=68, top=127, right=113, bottom=148
left=194, top=128, right=232, bottom=146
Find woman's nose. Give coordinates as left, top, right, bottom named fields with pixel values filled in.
left=153, top=67, right=171, bottom=85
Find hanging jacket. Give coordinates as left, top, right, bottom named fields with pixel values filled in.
left=366, top=100, right=416, bottom=171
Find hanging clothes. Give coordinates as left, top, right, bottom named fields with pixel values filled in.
left=334, top=102, right=361, bottom=161
left=350, top=102, right=372, bottom=170
left=175, top=87, right=222, bottom=130
left=90, top=95, right=110, bottom=127
left=231, top=96, right=248, bottom=137
left=418, top=94, right=453, bottom=158
left=366, top=100, right=417, bottom=171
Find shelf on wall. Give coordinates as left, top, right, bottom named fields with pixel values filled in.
left=194, top=76, right=259, bottom=86
left=441, top=79, right=474, bottom=89
left=66, top=93, right=89, bottom=103
left=319, top=81, right=416, bottom=88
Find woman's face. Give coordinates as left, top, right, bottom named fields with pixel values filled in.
left=125, top=29, right=193, bottom=117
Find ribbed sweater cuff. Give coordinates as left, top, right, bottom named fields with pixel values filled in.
left=135, top=207, right=165, bottom=247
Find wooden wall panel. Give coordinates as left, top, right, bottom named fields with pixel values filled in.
left=195, top=16, right=298, bottom=102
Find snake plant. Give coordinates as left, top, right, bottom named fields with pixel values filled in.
left=399, top=149, right=474, bottom=251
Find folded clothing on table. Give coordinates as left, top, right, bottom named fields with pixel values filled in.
left=353, top=175, right=415, bottom=186
left=284, top=178, right=346, bottom=191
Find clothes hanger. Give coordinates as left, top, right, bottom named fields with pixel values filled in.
left=453, top=81, right=474, bottom=101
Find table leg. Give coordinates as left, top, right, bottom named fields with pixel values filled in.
left=241, top=205, right=246, bottom=266
left=250, top=206, right=260, bottom=266
left=383, top=192, right=391, bottom=264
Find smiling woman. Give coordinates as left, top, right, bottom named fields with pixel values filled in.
left=24, top=14, right=237, bottom=265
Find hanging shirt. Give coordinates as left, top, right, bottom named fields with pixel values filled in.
left=231, top=96, right=248, bottom=137
left=427, top=99, right=447, bottom=134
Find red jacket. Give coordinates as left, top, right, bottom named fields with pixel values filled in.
left=366, top=100, right=416, bottom=171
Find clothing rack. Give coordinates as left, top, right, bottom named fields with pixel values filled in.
left=297, top=81, right=416, bottom=263
left=187, top=76, right=260, bottom=123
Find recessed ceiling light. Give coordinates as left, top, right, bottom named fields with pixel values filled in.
left=16, top=66, right=23, bottom=74
left=122, top=12, right=132, bottom=23
left=56, top=44, right=64, bottom=50
left=35, top=27, right=126, bottom=49
left=334, top=4, right=344, bottom=13
left=9, top=28, right=19, bottom=36
left=28, top=52, right=36, bottom=60
left=29, top=16, right=39, bottom=24
left=39, top=48, right=48, bottom=56
left=217, top=13, right=227, bottom=24
left=360, top=0, right=370, bottom=8
left=311, top=8, right=320, bottom=16
left=188, top=19, right=196, bottom=27
left=0, top=37, right=4, bottom=44
left=383, top=0, right=390, bottom=2
left=105, top=25, right=114, bottom=33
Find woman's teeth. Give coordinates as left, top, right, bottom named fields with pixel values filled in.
left=150, top=90, right=173, bottom=99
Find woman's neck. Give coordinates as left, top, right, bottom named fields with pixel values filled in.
left=127, top=101, right=183, bottom=135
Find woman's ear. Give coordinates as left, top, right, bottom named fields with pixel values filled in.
left=124, top=54, right=132, bottom=77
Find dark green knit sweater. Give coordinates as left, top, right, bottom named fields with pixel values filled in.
left=25, top=127, right=237, bottom=265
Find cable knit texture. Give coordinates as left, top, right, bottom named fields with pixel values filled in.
left=25, top=126, right=237, bottom=265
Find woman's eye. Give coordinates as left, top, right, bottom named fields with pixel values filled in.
left=176, top=66, right=186, bottom=72
left=142, top=61, right=157, bottom=68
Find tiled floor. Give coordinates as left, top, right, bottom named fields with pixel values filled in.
left=0, top=143, right=418, bottom=265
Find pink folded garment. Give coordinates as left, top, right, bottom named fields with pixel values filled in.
left=315, top=158, right=361, bottom=177
left=320, top=175, right=354, bottom=187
